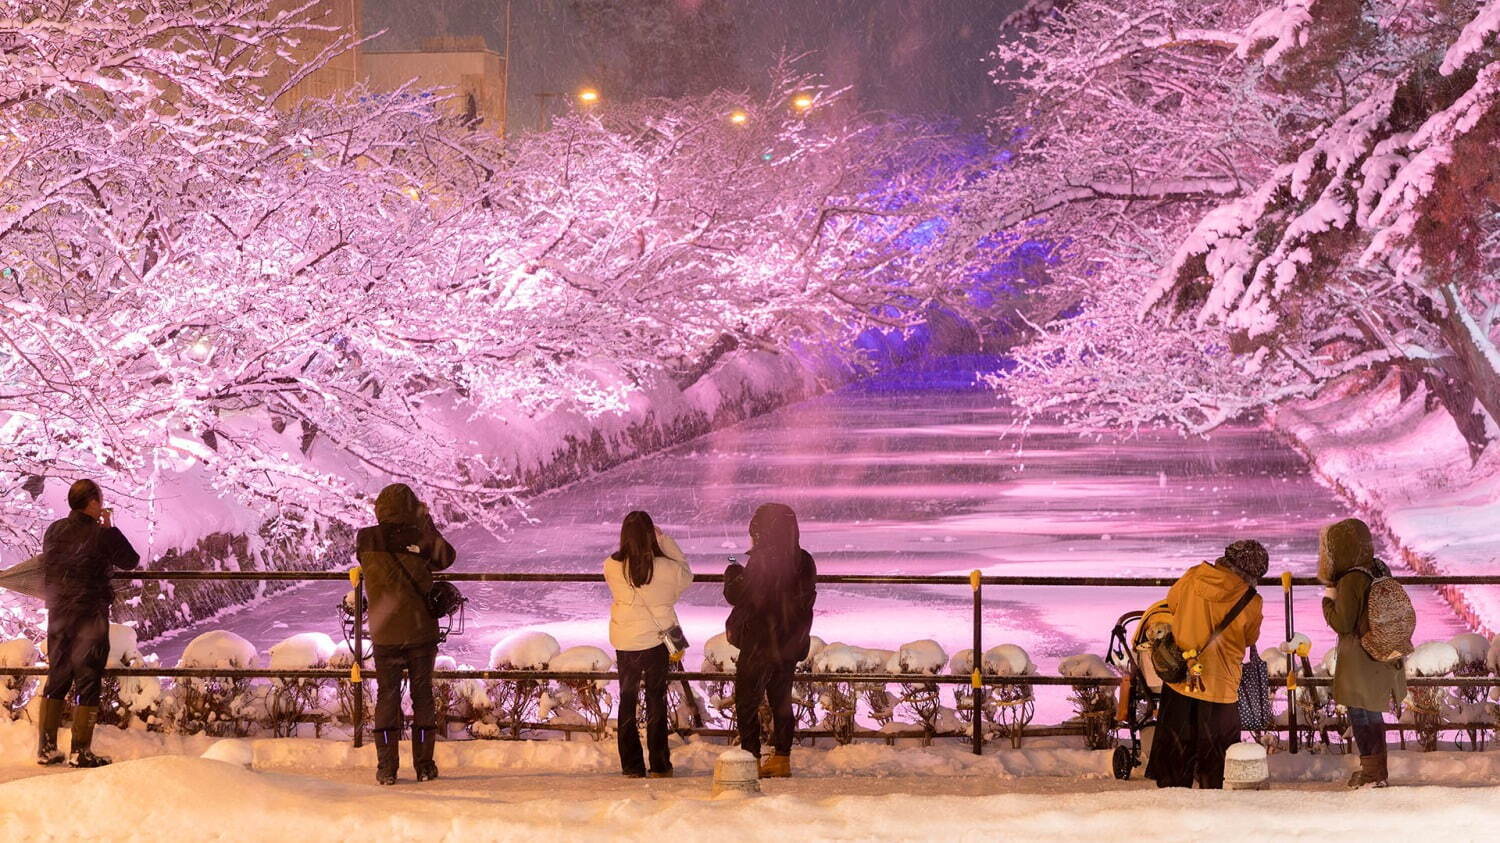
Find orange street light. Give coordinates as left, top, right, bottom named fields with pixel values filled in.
left=729, top=109, right=749, bottom=125
left=791, top=94, right=814, bottom=111
left=578, top=88, right=600, bottom=105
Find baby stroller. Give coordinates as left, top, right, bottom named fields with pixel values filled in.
left=1103, top=601, right=1172, bottom=780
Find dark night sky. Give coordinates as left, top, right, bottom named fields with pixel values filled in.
left=362, top=0, right=1022, bottom=133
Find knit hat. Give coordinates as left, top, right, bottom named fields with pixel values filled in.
left=1216, top=539, right=1269, bottom=583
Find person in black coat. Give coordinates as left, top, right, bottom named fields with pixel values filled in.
left=724, top=502, right=816, bottom=778
left=355, top=483, right=456, bottom=786
left=38, top=479, right=139, bottom=768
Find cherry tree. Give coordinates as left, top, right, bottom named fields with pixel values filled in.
left=1, top=4, right=967, bottom=557
left=964, top=0, right=1500, bottom=453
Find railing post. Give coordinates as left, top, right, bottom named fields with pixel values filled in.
left=351, top=565, right=365, bottom=749
left=971, top=569, right=984, bottom=756
left=1282, top=571, right=1298, bottom=754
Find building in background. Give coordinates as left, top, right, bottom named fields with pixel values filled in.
left=265, top=0, right=363, bottom=108
left=362, top=36, right=508, bottom=134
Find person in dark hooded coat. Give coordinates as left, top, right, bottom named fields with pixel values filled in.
left=37, top=479, right=139, bottom=768
left=355, top=483, right=455, bottom=785
left=724, top=503, right=816, bottom=778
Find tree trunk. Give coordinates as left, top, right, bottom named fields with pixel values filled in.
left=1415, top=281, right=1500, bottom=463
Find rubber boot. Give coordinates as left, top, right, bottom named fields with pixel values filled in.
left=1350, top=752, right=1388, bottom=788
left=67, top=705, right=111, bottom=768
left=758, top=753, right=791, bottom=778
left=36, top=697, right=64, bottom=766
left=375, top=729, right=399, bottom=785
left=412, top=726, right=439, bottom=782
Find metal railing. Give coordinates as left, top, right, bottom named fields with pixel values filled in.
left=0, top=568, right=1496, bottom=755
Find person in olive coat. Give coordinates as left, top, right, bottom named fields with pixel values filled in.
left=724, top=503, right=816, bottom=778
left=1319, top=517, right=1406, bottom=788
left=356, top=483, right=456, bottom=785
left=38, top=479, right=139, bottom=768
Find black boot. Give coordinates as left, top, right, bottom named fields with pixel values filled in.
left=36, top=697, right=64, bottom=766
left=412, top=726, right=439, bottom=782
left=67, top=705, right=110, bottom=768
left=375, top=729, right=399, bottom=785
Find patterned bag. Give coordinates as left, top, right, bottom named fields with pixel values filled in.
left=1238, top=655, right=1272, bottom=730
left=1348, top=564, right=1416, bottom=663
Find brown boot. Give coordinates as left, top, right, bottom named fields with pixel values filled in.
left=758, top=754, right=791, bottom=778
left=36, top=697, right=64, bottom=766
left=1350, top=753, right=1387, bottom=789
left=67, top=705, right=110, bottom=768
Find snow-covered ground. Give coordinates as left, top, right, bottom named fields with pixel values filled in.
left=138, top=360, right=1471, bottom=723
left=2, top=721, right=1499, bottom=842
left=1275, top=375, right=1500, bottom=635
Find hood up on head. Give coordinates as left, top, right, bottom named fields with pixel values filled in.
left=374, top=483, right=423, bottom=526
left=1318, top=518, right=1375, bottom=581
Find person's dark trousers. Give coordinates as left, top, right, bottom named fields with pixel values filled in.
left=372, top=643, right=438, bottom=733
left=1347, top=706, right=1387, bottom=756
left=616, top=644, right=671, bottom=775
left=42, top=611, right=109, bottom=705
left=1146, top=683, right=1242, bottom=788
left=735, top=653, right=797, bottom=759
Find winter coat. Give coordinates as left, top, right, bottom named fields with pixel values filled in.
left=1319, top=519, right=1406, bottom=712
left=724, top=504, right=817, bottom=664
left=355, top=484, right=456, bottom=648
left=1163, top=562, right=1263, bottom=704
left=41, top=511, right=140, bottom=617
left=603, top=533, right=694, bottom=652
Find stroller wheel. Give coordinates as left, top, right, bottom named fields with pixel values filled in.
left=1112, top=745, right=1134, bottom=781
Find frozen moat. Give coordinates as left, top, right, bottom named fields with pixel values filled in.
left=150, top=358, right=1471, bottom=706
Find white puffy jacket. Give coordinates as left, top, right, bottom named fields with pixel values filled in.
left=604, top=533, right=694, bottom=652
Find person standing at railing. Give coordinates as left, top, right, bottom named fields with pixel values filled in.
left=1318, top=517, right=1406, bottom=789
left=37, top=479, right=140, bottom=768
left=604, top=511, right=693, bottom=779
left=724, top=502, right=817, bottom=778
left=1145, top=539, right=1266, bottom=789
left=356, top=483, right=456, bottom=786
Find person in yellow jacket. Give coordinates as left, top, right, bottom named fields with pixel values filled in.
left=1145, top=540, right=1266, bottom=788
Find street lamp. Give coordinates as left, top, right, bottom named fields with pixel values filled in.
left=578, top=87, right=600, bottom=105
left=729, top=109, right=749, bottom=125
left=791, top=94, right=814, bottom=112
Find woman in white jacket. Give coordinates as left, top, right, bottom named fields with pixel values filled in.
left=604, top=510, right=694, bottom=778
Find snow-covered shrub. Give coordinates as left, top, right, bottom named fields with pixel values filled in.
left=93, top=625, right=163, bottom=730
left=265, top=633, right=335, bottom=737
left=485, top=631, right=560, bottom=739
left=1446, top=634, right=1491, bottom=751
left=325, top=641, right=370, bottom=728
left=432, top=655, right=491, bottom=737
left=887, top=640, right=949, bottom=739
left=1059, top=653, right=1116, bottom=750
left=542, top=646, right=613, bottom=740
left=983, top=644, right=1036, bottom=749
left=1405, top=641, right=1459, bottom=752
left=791, top=635, right=826, bottom=735
left=166, top=631, right=259, bottom=737
left=857, top=648, right=897, bottom=728
left=0, top=638, right=41, bottom=720
left=699, top=632, right=740, bottom=730
left=810, top=643, right=866, bottom=744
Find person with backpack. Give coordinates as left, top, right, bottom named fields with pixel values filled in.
left=356, top=483, right=456, bottom=786
left=1144, top=540, right=1266, bottom=788
left=724, top=503, right=817, bottom=778
left=604, top=511, right=694, bottom=778
left=36, top=479, right=140, bottom=768
left=1319, top=517, right=1410, bottom=788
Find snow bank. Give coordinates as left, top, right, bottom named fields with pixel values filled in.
left=1406, top=641, right=1459, bottom=678
left=177, top=630, right=258, bottom=669
left=887, top=640, right=948, bottom=675
left=1273, top=377, right=1500, bottom=636
left=984, top=644, right=1035, bottom=676
left=1057, top=654, right=1112, bottom=679
left=701, top=632, right=739, bottom=671
left=489, top=631, right=561, bottom=670
left=266, top=633, right=335, bottom=670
